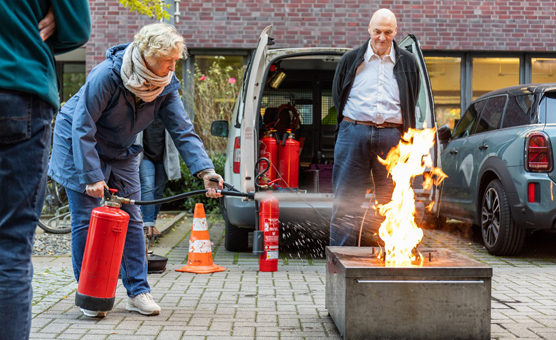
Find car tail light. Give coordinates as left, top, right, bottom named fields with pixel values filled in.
left=233, top=137, right=241, bottom=174
left=525, top=132, right=553, bottom=172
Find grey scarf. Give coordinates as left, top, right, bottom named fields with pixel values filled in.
left=120, top=43, right=173, bottom=103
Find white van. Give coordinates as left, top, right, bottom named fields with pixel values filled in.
left=211, top=26, right=441, bottom=252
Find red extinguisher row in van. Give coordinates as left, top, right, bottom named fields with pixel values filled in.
left=258, top=129, right=300, bottom=189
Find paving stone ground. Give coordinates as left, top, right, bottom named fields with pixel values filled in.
left=30, top=215, right=556, bottom=339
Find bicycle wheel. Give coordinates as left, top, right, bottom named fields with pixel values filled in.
left=39, top=178, right=72, bottom=234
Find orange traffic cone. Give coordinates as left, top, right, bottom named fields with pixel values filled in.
left=175, top=203, right=225, bottom=274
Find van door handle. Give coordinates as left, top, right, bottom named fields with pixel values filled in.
left=479, top=144, right=489, bottom=150
left=449, top=149, right=458, bottom=155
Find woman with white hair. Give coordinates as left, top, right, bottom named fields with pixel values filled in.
left=48, top=23, right=223, bottom=318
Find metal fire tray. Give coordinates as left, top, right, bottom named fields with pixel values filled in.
left=325, top=246, right=492, bottom=340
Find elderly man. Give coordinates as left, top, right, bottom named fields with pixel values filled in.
left=330, top=9, right=421, bottom=246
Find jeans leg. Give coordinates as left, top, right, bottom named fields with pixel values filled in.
left=0, top=92, right=52, bottom=340
left=66, top=188, right=101, bottom=282
left=364, top=128, right=402, bottom=237
left=139, top=159, right=156, bottom=226
left=152, top=161, right=168, bottom=219
left=330, top=121, right=373, bottom=246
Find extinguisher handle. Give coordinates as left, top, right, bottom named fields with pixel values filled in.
left=104, top=188, right=113, bottom=200
left=209, top=178, right=237, bottom=192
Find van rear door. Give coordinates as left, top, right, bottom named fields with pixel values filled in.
left=398, top=34, right=441, bottom=214
left=240, top=26, right=273, bottom=192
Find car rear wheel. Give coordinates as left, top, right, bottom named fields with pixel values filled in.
left=481, top=179, right=526, bottom=255
left=220, top=198, right=250, bottom=252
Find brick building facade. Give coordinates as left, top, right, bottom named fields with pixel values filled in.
left=86, top=0, right=556, bottom=70
left=56, top=0, right=556, bottom=125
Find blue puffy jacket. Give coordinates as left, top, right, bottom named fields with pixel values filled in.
left=48, top=43, right=213, bottom=195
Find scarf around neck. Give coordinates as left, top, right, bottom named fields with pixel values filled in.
left=120, top=43, right=173, bottom=103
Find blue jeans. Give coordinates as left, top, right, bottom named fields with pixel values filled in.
left=66, top=158, right=150, bottom=298
left=330, top=121, right=401, bottom=246
left=139, top=158, right=168, bottom=227
left=0, top=90, right=52, bottom=339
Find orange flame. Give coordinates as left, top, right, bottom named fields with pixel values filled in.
left=377, top=127, right=447, bottom=266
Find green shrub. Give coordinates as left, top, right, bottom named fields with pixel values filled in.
left=163, top=153, right=226, bottom=214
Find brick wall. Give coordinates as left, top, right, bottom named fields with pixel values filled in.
left=87, top=0, right=556, bottom=71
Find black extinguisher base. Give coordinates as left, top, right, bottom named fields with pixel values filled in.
left=75, top=291, right=115, bottom=312
left=252, top=230, right=264, bottom=255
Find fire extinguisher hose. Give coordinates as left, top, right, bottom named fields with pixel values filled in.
left=104, top=181, right=255, bottom=206
left=130, top=189, right=254, bottom=205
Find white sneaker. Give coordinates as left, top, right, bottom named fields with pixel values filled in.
left=81, top=308, right=107, bottom=318
left=126, top=293, right=161, bottom=315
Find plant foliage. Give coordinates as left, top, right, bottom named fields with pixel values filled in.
left=163, top=153, right=226, bottom=214
left=118, top=0, right=170, bottom=20
left=185, top=57, right=244, bottom=153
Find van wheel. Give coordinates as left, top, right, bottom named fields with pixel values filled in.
left=481, top=179, right=526, bottom=256
left=220, top=198, right=250, bottom=252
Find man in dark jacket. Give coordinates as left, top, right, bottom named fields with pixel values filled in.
left=0, top=1, right=91, bottom=339
left=330, top=8, right=420, bottom=246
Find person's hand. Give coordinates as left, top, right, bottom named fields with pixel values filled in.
left=198, top=169, right=223, bottom=198
left=38, top=7, right=56, bottom=41
left=86, top=180, right=109, bottom=198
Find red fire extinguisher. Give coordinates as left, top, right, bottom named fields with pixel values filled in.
left=75, top=189, right=129, bottom=312
left=278, top=129, right=300, bottom=189
left=257, top=191, right=279, bottom=272
left=258, top=130, right=278, bottom=186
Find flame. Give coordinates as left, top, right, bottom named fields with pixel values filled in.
left=377, top=128, right=447, bottom=266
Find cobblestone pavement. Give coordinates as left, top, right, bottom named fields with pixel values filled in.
left=30, top=216, right=556, bottom=339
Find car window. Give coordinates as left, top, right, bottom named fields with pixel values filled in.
left=540, top=92, right=556, bottom=123
left=502, top=94, right=535, bottom=128
left=452, top=99, right=486, bottom=139
left=474, top=95, right=506, bottom=134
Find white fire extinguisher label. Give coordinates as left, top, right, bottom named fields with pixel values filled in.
left=192, top=217, right=208, bottom=231
left=266, top=250, right=279, bottom=260
left=189, top=239, right=212, bottom=253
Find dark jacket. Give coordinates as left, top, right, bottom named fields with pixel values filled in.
left=0, top=0, right=91, bottom=111
left=332, top=39, right=421, bottom=133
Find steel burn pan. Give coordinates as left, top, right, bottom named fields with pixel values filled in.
left=325, top=246, right=492, bottom=340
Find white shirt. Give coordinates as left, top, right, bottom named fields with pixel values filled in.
left=342, top=42, right=402, bottom=124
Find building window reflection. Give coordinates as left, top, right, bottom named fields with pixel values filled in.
left=424, top=56, right=461, bottom=130
left=531, top=58, right=556, bottom=84
left=472, top=57, right=519, bottom=100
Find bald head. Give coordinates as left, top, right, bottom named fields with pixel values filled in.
left=370, top=8, right=397, bottom=28
left=368, top=8, right=398, bottom=57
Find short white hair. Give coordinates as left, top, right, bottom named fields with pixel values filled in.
left=134, top=23, right=186, bottom=60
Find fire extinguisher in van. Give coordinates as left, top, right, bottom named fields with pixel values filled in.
left=278, top=129, right=300, bottom=189
left=258, top=129, right=278, bottom=186
left=75, top=189, right=129, bottom=313
left=253, top=191, right=279, bottom=272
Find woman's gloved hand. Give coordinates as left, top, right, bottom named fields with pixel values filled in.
left=197, top=169, right=223, bottom=198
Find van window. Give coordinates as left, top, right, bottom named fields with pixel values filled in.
left=540, top=92, right=556, bottom=123
left=452, top=99, right=486, bottom=139
left=502, top=94, right=535, bottom=128
left=475, top=95, right=506, bottom=134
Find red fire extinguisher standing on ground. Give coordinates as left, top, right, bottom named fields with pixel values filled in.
left=278, top=129, right=300, bottom=189
left=258, top=191, right=279, bottom=272
left=258, top=130, right=278, bottom=186
left=75, top=189, right=129, bottom=312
